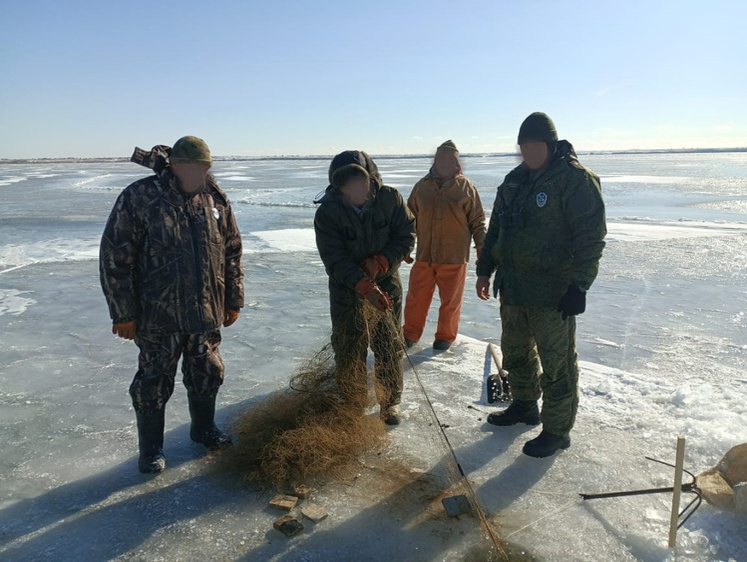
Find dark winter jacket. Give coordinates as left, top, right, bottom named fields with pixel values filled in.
left=100, top=165, right=244, bottom=333
left=314, top=151, right=415, bottom=293
left=477, top=140, right=606, bottom=307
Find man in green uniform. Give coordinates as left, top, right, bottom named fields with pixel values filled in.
left=476, top=113, right=606, bottom=457
left=100, top=136, right=244, bottom=473
left=314, top=150, right=415, bottom=425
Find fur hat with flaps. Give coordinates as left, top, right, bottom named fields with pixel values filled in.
left=328, top=150, right=383, bottom=190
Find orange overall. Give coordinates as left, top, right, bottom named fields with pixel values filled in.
left=403, top=172, right=485, bottom=343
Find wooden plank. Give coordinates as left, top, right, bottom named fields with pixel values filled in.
left=269, top=494, right=298, bottom=511
left=668, top=436, right=686, bottom=548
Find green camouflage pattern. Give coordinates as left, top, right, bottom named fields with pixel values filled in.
left=100, top=166, right=244, bottom=333
left=170, top=135, right=212, bottom=167
left=131, top=331, right=224, bottom=413
left=500, top=304, right=579, bottom=436
left=477, top=140, right=606, bottom=307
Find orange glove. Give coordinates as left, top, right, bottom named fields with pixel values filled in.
left=112, top=320, right=136, bottom=340
left=361, top=254, right=390, bottom=279
left=476, top=276, right=491, bottom=301
left=355, top=277, right=393, bottom=312
left=224, top=309, right=240, bottom=327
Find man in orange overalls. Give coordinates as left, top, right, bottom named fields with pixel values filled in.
left=403, top=140, right=486, bottom=351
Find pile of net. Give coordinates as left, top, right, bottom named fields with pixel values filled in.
left=697, top=442, right=747, bottom=513
left=224, top=339, right=389, bottom=490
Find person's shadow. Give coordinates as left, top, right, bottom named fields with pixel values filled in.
left=0, top=395, right=267, bottom=560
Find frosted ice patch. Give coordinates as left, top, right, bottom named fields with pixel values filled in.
left=0, top=238, right=100, bottom=272
left=247, top=229, right=316, bottom=253
left=0, top=289, right=37, bottom=316
left=601, top=175, right=691, bottom=184
left=607, top=220, right=747, bottom=242
left=0, top=176, right=27, bottom=187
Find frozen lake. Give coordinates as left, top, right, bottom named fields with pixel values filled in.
left=1, top=151, right=746, bottom=560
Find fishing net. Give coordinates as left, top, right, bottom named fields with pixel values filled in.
left=696, top=442, right=747, bottom=513
left=224, top=301, right=394, bottom=489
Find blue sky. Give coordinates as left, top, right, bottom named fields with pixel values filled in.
left=1, top=1, right=745, bottom=158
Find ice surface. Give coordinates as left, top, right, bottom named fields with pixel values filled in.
left=1, top=153, right=746, bottom=560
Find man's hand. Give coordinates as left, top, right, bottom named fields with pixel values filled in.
left=224, top=309, right=240, bottom=327
left=112, top=320, right=136, bottom=340
left=365, top=286, right=393, bottom=312
left=557, top=285, right=586, bottom=320
left=476, top=276, right=491, bottom=300
left=361, top=254, right=389, bottom=279
left=356, top=277, right=393, bottom=312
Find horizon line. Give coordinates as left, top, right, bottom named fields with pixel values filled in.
left=2, top=146, right=747, bottom=163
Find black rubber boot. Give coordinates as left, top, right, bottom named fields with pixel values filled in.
left=433, top=340, right=452, bottom=351
left=188, top=392, right=231, bottom=450
left=522, top=430, right=571, bottom=458
left=381, top=404, right=401, bottom=426
left=486, top=399, right=540, bottom=426
left=135, top=410, right=166, bottom=474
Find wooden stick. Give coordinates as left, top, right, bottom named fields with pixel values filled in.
left=668, top=436, right=686, bottom=548
left=488, top=343, right=502, bottom=371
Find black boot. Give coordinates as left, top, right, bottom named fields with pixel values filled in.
left=188, top=392, right=231, bottom=450
left=522, top=430, right=571, bottom=458
left=486, top=399, right=540, bottom=426
left=135, top=410, right=166, bottom=474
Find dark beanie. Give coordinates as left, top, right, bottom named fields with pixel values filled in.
left=517, top=112, right=558, bottom=144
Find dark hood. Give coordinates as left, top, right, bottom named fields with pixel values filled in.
left=314, top=150, right=384, bottom=204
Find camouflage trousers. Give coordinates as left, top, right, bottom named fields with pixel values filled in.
left=130, top=331, right=225, bottom=414
left=500, top=303, right=579, bottom=436
left=329, top=274, right=404, bottom=409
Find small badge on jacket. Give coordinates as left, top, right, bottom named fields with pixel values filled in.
left=536, top=193, right=548, bottom=208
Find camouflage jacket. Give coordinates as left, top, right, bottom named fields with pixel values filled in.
left=314, top=177, right=415, bottom=293
left=477, top=140, right=606, bottom=307
left=100, top=166, right=244, bottom=333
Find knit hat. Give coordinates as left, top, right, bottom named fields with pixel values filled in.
left=436, top=139, right=459, bottom=155
left=517, top=112, right=558, bottom=144
left=170, top=136, right=212, bottom=167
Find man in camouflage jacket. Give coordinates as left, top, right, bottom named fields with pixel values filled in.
left=314, top=150, right=415, bottom=425
left=100, top=136, right=244, bottom=473
left=476, top=113, right=606, bottom=458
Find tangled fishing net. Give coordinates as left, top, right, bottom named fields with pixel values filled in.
left=224, top=302, right=399, bottom=489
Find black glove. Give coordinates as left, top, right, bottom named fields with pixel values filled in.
left=557, top=285, right=586, bottom=320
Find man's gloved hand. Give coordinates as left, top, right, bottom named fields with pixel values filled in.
left=557, top=285, right=586, bottom=320
left=476, top=276, right=491, bottom=301
left=224, top=309, right=240, bottom=327
left=112, top=320, right=136, bottom=340
left=361, top=254, right=389, bottom=279
left=403, top=254, right=414, bottom=264
left=356, top=277, right=393, bottom=312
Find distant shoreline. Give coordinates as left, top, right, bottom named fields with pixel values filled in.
left=2, top=147, right=746, bottom=164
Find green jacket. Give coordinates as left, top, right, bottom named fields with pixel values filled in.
left=477, top=140, right=606, bottom=307
left=314, top=153, right=415, bottom=294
